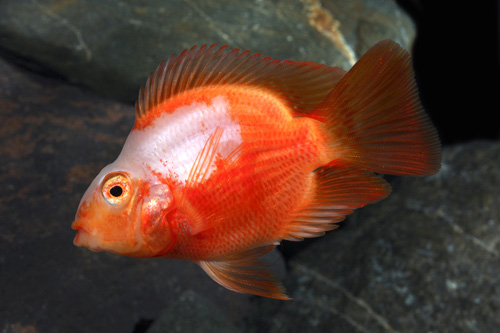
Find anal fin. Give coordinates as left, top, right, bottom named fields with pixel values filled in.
left=198, top=245, right=290, bottom=300
left=282, top=167, right=392, bottom=241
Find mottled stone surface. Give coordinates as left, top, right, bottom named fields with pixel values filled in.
left=247, top=141, right=500, bottom=332
left=146, top=290, right=242, bottom=333
left=0, top=0, right=415, bottom=102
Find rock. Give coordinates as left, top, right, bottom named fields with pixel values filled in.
left=146, top=290, right=242, bottom=333
left=248, top=141, right=500, bottom=332
left=0, top=0, right=415, bottom=102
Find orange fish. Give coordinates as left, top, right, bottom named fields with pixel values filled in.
left=72, top=40, right=440, bottom=300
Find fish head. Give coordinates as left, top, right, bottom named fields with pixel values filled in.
left=72, top=165, right=176, bottom=258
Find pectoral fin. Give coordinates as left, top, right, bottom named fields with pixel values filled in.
left=178, top=127, right=243, bottom=235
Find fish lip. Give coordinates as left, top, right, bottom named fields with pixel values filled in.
left=73, top=230, right=104, bottom=252
left=71, top=221, right=105, bottom=252
left=71, top=220, right=87, bottom=232
left=72, top=220, right=96, bottom=249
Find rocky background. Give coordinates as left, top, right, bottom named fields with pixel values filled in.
left=0, top=0, right=498, bottom=332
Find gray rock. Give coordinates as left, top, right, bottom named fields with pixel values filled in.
left=0, top=0, right=415, bottom=102
left=248, top=141, right=500, bottom=332
left=146, top=290, right=242, bottom=333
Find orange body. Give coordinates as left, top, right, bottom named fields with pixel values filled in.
left=158, top=86, right=328, bottom=260
left=72, top=41, right=441, bottom=299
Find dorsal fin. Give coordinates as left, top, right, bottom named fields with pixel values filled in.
left=135, top=44, right=346, bottom=122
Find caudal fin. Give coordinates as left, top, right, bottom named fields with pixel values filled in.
left=321, top=40, right=441, bottom=176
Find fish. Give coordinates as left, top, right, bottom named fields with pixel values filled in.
left=72, top=40, right=441, bottom=300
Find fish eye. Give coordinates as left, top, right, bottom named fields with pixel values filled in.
left=109, top=185, right=123, bottom=198
left=101, top=173, right=131, bottom=205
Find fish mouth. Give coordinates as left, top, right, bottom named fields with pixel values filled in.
left=71, top=220, right=102, bottom=252
left=71, top=220, right=85, bottom=231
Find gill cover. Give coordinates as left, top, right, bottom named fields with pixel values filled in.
left=139, top=183, right=176, bottom=256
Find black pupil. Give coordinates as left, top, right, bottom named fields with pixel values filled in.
left=109, top=186, right=123, bottom=197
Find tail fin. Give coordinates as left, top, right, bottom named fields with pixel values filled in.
left=321, top=40, right=441, bottom=176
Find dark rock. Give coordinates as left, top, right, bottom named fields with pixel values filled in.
left=146, top=290, right=242, bottom=333
left=248, top=141, right=500, bottom=332
left=0, top=0, right=415, bottom=102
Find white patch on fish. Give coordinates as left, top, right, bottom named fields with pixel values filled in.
left=115, top=96, right=242, bottom=183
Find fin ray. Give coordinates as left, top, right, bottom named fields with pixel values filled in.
left=321, top=40, right=441, bottom=176
left=135, top=44, right=346, bottom=126
left=178, top=127, right=231, bottom=235
left=198, top=245, right=290, bottom=300
left=282, top=167, right=391, bottom=241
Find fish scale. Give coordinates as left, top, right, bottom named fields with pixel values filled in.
left=164, top=87, right=322, bottom=260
